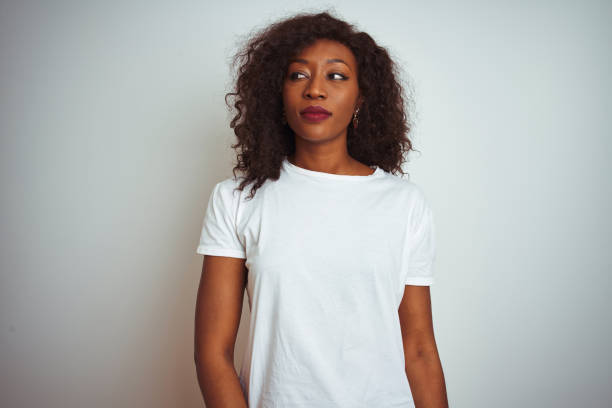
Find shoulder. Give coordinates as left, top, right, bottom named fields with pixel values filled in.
left=380, top=172, right=430, bottom=205
left=213, top=175, right=263, bottom=208
left=378, top=175, right=434, bottom=233
left=206, top=177, right=246, bottom=212
left=215, top=176, right=243, bottom=196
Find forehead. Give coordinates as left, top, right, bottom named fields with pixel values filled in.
left=289, top=39, right=357, bottom=68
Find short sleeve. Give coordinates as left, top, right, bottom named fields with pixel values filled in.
left=196, top=180, right=246, bottom=259
left=402, top=190, right=437, bottom=286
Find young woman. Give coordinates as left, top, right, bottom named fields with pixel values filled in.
left=194, top=10, right=448, bottom=408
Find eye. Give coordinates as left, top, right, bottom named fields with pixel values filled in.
left=329, top=72, right=348, bottom=80
left=289, top=72, right=306, bottom=80
left=288, top=71, right=349, bottom=81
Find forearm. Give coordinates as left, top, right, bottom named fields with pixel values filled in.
left=195, top=354, right=248, bottom=408
left=404, top=349, right=448, bottom=408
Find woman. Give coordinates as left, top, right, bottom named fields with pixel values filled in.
left=194, top=10, right=448, bottom=408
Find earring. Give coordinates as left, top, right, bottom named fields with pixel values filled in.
left=352, top=107, right=360, bottom=129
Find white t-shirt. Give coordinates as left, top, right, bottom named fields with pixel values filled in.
left=196, top=156, right=437, bottom=408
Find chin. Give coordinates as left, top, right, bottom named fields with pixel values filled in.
left=297, top=129, right=341, bottom=142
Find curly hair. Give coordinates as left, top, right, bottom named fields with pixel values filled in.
left=225, top=9, right=418, bottom=200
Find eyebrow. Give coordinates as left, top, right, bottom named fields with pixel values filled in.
left=288, top=58, right=351, bottom=70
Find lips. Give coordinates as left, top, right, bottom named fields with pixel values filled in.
left=300, top=105, right=331, bottom=115
left=299, top=105, right=331, bottom=122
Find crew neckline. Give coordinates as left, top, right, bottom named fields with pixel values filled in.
left=282, top=157, right=384, bottom=181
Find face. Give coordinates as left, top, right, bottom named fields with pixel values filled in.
left=282, top=39, right=362, bottom=143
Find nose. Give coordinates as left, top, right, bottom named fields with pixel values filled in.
left=303, top=73, right=327, bottom=99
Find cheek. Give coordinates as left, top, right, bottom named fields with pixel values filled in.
left=282, top=86, right=298, bottom=109
left=336, top=95, right=358, bottom=118
left=336, top=86, right=358, bottom=105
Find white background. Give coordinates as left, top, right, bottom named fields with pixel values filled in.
left=1, top=1, right=610, bottom=407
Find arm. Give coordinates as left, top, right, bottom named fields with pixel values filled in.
left=194, top=255, right=248, bottom=408
left=398, top=285, right=448, bottom=408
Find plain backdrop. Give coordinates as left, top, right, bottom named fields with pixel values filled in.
left=1, top=1, right=610, bottom=407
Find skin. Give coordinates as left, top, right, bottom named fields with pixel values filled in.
left=400, top=285, right=449, bottom=407
left=194, top=38, right=448, bottom=407
left=194, top=255, right=248, bottom=407
left=282, top=38, right=373, bottom=175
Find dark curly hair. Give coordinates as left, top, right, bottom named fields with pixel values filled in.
left=225, top=9, right=418, bottom=200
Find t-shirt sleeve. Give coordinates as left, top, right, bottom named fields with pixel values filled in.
left=196, top=180, right=247, bottom=259
left=402, top=189, right=437, bottom=286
